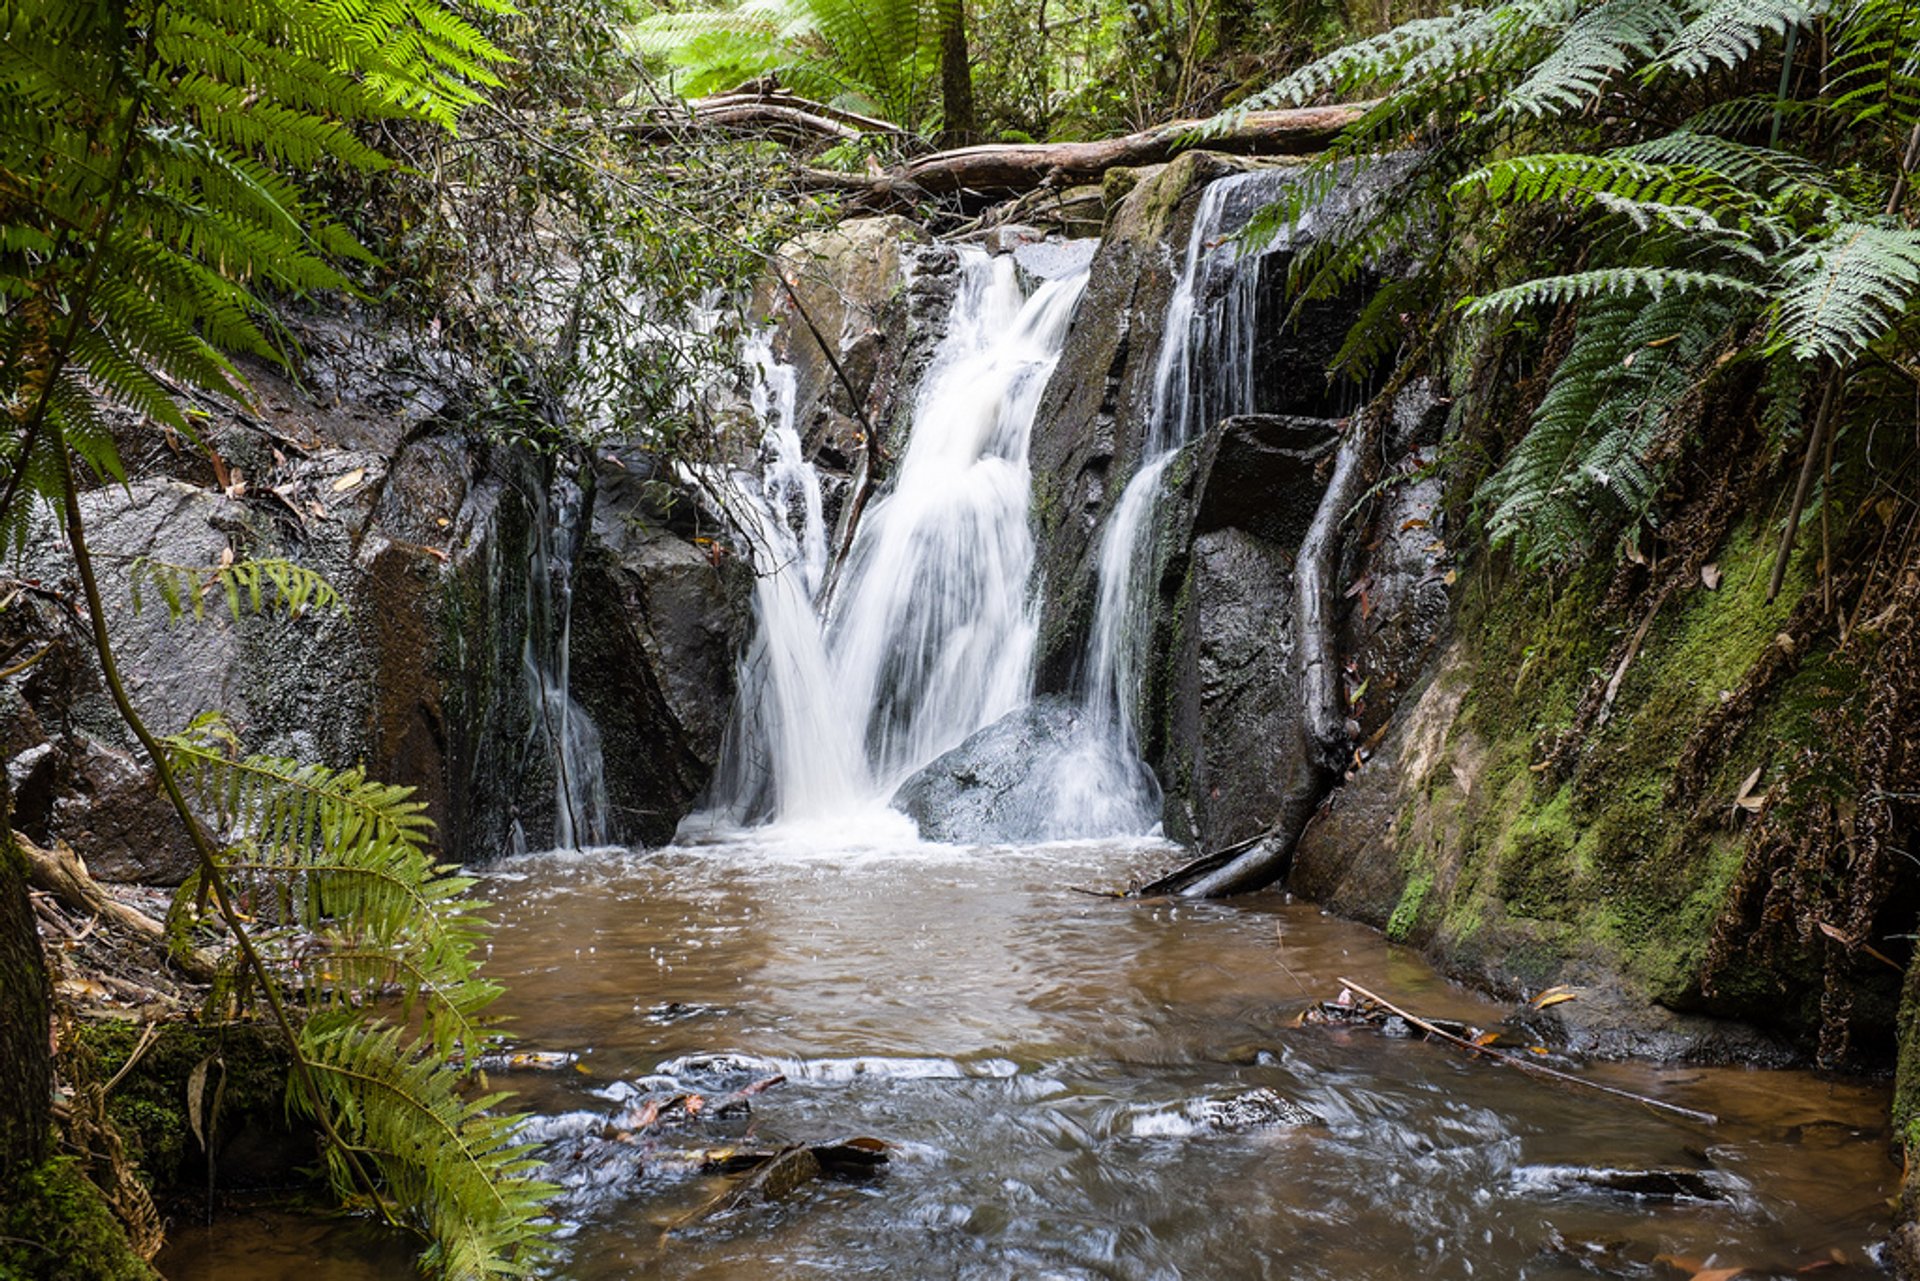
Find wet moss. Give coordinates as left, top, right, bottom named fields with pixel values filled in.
left=1356, top=510, right=1837, bottom=1033
left=1385, top=868, right=1433, bottom=941
left=72, top=1021, right=302, bottom=1194
left=0, top=1157, right=155, bottom=1281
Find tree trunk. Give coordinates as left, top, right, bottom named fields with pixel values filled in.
left=0, top=789, right=51, bottom=1187
left=938, top=0, right=977, bottom=148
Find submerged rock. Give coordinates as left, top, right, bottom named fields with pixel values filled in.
left=890, top=697, right=1144, bottom=844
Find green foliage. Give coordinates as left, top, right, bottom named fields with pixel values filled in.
left=1480, top=294, right=1735, bottom=563
left=2, top=0, right=557, bottom=1272
left=629, top=0, right=952, bottom=125
left=1220, top=0, right=1920, bottom=566
left=0, top=0, right=510, bottom=548
left=165, top=714, right=551, bottom=1274
left=129, top=557, right=343, bottom=623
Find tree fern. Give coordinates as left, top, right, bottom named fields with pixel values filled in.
left=1480, top=293, right=1736, bottom=563
left=1500, top=0, right=1685, bottom=117
left=1651, top=0, right=1828, bottom=75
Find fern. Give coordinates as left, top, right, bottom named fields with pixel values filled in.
left=1501, top=0, right=1686, bottom=117
left=0, top=0, right=551, bottom=1273
left=1480, top=293, right=1736, bottom=562
left=1653, top=0, right=1828, bottom=74
left=628, top=0, right=953, bottom=126
left=130, top=556, right=345, bottom=623
left=1771, top=221, right=1920, bottom=361
left=166, top=715, right=550, bottom=1272
left=1464, top=265, right=1765, bottom=315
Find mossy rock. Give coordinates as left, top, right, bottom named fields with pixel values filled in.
left=0, top=1157, right=156, bottom=1281
left=71, top=1020, right=309, bottom=1196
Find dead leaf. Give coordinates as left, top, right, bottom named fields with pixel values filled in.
left=1733, top=765, right=1767, bottom=813
left=1472, top=1030, right=1500, bottom=1046
left=187, top=1056, right=212, bottom=1151
left=1701, top=562, right=1722, bottom=590
left=1691, top=1268, right=1747, bottom=1281
left=331, top=468, right=366, bottom=493
left=1399, top=517, right=1430, bottom=532
left=224, top=469, right=247, bottom=499
left=1531, top=985, right=1578, bottom=1009
left=1443, top=569, right=1458, bottom=585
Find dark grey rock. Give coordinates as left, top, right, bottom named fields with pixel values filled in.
left=50, top=736, right=202, bottom=884
left=891, top=697, right=1139, bottom=844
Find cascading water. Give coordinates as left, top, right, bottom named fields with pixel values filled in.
left=518, top=470, right=612, bottom=852
left=690, top=249, right=1089, bottom=833
left=1049, top=168, right=1303, bottom=836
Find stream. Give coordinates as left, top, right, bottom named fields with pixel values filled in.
left=162, top=831, right=1895, bottom=1280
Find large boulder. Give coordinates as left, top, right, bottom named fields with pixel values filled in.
left=890, top=697, right=1150, bottom=844
left=1148, top=415, right=1339, bottom=848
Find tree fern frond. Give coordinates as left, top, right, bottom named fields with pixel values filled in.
left=1466, top=265, right=1765, bottom=315
left=1772, top=221, right=1920, bottom=361
left=1654, top=0, right=1828, bottom=75
left=1501, top=0, right=1685, bottom=117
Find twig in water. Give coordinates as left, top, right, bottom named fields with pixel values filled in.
left=1335, top=977, right=1717, bottom=1125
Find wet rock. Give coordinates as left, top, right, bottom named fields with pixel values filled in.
left=1192, top=1088, right=1317, bottom=1131
left=1149, top=415, right=1339, bottom=849
left=1013, top=236, right=1099, bottom=284
left=49, top=736, right=203, bottom=884
left=984, top=222, right=1045, bottom=255
left=891, top=697, right=1124, bottom=844
left=575, top=462, right=752, bottom=847
left=1509, top=1164, right=1728, bottom=1203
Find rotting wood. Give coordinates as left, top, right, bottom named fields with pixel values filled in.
left=791, top=104, right=1363, bottom=209
left=15, top=830, right=216, bottom=980
left=1335, top=977, right=1718, bottom=1125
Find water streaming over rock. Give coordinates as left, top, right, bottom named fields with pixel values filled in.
left=517, top=470, right=612, bottom=852
left=690, top=249, right=1089, bottom=832
left=1048, top=169, right=1304, bottom=837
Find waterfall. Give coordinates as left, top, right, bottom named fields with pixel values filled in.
left=518, top=468, right=612, bottom=852
left=690, top=249, right=1089, bottom=833
left=1049, top=169, right=1301, bottom=835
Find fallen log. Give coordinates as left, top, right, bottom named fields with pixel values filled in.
left=898, top=105, right=1364, bottom=197
left=15, top=830, right=217, bottom=980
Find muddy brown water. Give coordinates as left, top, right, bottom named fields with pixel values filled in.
left=160, top=835, right=1897, bottom=1280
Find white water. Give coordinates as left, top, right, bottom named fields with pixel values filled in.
left=519, top=471, right=612, bottom=852
left=1049, top=170, right=1302, bottom=835
left=689, top=250, right=1089, bottom=834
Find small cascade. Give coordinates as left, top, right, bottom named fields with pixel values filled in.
left=1051, top=169, right=1302, bottom=835
left=518, top=469, right=612, bottom=852
left=701, top=330, right=869, bottom=826
left=830, top=254, right=1087, bottom=794
left=692, top=250, right=1089, bottom=832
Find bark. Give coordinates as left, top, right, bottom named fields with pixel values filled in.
left=937, top=0, right=976, bottom=148
left=0, top=810, right=51, bottom=1186
left=14, top=831, right=217, bottom=980
left=899, top=104, right=1362, bottom=196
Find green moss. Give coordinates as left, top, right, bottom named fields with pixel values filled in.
left=1386, top=868, right=1434, bottom=941
left=0, top=1157, right=155, bottom=1281
left=1351, top=507, right=1841, bottom=1040
left=71, top=1021, right=296, bottom=1191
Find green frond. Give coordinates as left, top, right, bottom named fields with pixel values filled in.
left=1465, top=265, right=1766, bottom=315
left=129, top=557, right=345, bottom=623
left=1771, top=221, right=1920, bottom=362
left=299, top=1015, right=553, bottom=1278
left=1501, top=0, right=1685, bottom=117
left=1653, top=0, right=1828, bottom=75
left=1481, top=294, right=1737, bottom=563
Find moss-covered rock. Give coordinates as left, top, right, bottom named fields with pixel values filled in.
left=0, top=1157, right=156, bottom=1281
left=71, top=1021, right=307, bottom=1195
left=1291, top=508, right=1840, bottom=1063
